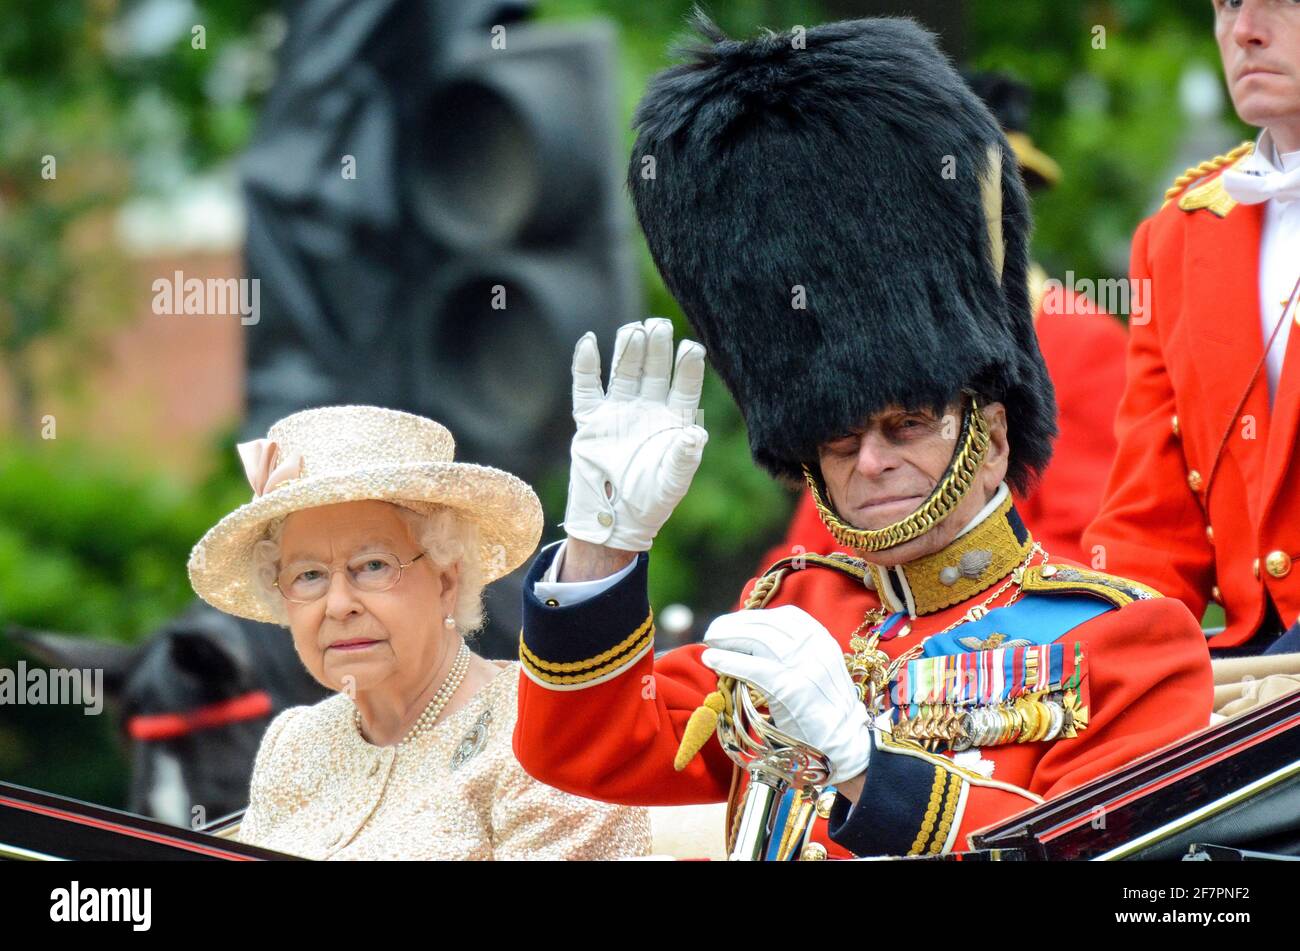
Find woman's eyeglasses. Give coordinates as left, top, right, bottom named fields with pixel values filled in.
left=274, top=551, right=427, bottom=604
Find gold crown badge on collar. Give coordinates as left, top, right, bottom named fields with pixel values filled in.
left=869, top=492, right=1033, bottom=616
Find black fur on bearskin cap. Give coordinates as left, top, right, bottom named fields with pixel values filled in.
left=627, top=9, right=1057, bottom=493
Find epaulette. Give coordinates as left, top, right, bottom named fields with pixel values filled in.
left=1020, top=563, right=1162, bottom=608
left=1161, top=141, right=1254, bottom=217
left=743, top=551, right=869, bottom=609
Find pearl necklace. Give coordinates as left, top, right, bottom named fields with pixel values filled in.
left=354, top=641, right=471, bottom=747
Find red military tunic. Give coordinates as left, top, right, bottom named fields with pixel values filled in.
left=759, top=283, right=1127, bottom=572
left=515, top=495, right=1212, bottom=859
left=1084, top=142, right=1300, bottom=648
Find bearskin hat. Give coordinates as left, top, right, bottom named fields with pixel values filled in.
left=627, top=10, right=1057, bottom=492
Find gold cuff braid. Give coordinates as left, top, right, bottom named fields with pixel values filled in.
left=802, top=395, right=991, bottom=553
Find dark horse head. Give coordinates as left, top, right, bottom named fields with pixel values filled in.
left=9, top=601, right=328, bottom=827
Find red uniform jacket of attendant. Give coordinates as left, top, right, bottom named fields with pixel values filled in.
left=1084, top=159, right=1300, bottom=648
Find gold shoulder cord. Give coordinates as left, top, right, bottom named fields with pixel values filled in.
left=1161, top=141, right=1254, bottom=207
left=802, top=394, right=991, bottom=553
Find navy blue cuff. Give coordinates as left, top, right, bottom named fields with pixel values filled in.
left=826, top=733, right=965, bottom=857
left=518, top=544, right=654, bottom=689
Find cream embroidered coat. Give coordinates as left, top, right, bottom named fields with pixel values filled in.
left=236, top=661, right=651, bottom=860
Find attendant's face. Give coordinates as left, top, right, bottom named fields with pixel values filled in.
left=816, top=400, right=1010, bottom=567
left=278, top=500, right=459, bottom=694
left=1215, top=0, right=1300, bottom=149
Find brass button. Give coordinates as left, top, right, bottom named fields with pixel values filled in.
left=597, top=512, right=614, bottom=528
left=1265, top=550, right=1292, bottom=579
left=800, top=842, right=828, bottom=861
left=815, top=790, right=837, bottom=820
left=1211, top=585, right=1222, bottom=603
left=1187, top=469, right=1203, bottom=492
left=1171, top=414, right=1180, bottom=437
left=1205, top=525, right=1214, bottom=543
left=544, top=598, right=559, bottom=607
left=1253, top=558, right=1261, bottom=580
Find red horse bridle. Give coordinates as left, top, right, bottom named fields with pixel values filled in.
left=126, top=690, right=273, bottom=741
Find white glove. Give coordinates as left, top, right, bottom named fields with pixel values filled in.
left=700, top=605, right=872, bottom=786
left=562, top=318, right=709, bottom=551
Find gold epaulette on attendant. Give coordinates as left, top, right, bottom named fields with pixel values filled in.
left=1020, top=564, right=1162, bottom=609
left=1161, top=141, right=1254, bottom=217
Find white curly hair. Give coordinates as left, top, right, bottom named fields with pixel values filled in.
left=249, top=502, right=485, bottom=634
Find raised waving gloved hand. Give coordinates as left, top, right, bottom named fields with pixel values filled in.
left=701, top=605, right=873, bottom=786
left=562, top=318, right=709, bottom=551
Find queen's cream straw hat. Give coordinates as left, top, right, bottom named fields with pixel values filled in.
left=188, top=405, right=543, bottom=622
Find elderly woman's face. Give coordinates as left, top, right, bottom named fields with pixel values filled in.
left=278, top=500, right=458, bottom=694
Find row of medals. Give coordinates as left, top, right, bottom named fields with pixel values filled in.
left=891, top=689, right=1086, bottom=753
left=846, top=626, right=1087, bottom=755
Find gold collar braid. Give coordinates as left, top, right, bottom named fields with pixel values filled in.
left=801, top=394, right=991, bottom=554
left=869, top=490, right=1033, bottom=616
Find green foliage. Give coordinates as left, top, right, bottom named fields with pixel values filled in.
left=0, top=0, right=270, bottom=171
left=970, top=0, right=1249, bottom=283
left=0, top=430, right=249, bottom=642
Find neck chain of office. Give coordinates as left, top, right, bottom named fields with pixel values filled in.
left=354, top=640, right=470, bottom=747
left=802, top=393, right=991, bottom=554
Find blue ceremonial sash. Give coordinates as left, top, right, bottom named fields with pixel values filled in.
left=919, top=592, right=1112, bottom=657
